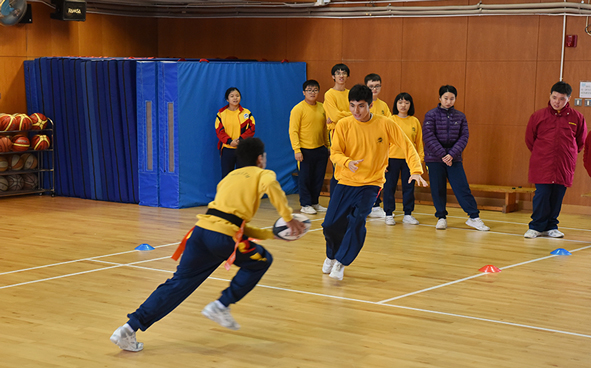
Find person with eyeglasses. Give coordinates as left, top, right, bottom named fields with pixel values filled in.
left=289, top=80, right=330, bottom=215
left=364, top=73, right=393, bottom=219
left=215, top=87, right=256, bottom=179
left=324, top=64, right=352, bottom=197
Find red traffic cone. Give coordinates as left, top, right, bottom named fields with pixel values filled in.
left=479, top=265, right=501, bottom=273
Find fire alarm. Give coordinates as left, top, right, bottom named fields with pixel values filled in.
left=565, top=35, right=578, bottom=47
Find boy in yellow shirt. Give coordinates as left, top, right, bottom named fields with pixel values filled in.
left=110, top=138, right=305, bottom=351
left=322, top=85, right=427, bottom=280
left=289, top=80, right=330, bottom=215
left=324, top=64, right=352, bottom=196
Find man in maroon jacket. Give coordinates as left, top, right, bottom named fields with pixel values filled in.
left=525, top=81, right=587, bottom=239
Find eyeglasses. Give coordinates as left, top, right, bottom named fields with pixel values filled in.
left=334, top=71, right=348, bottom=76
left=369, top=85, right=381, bottom=90
left=305, top=89, right=319, bottom=93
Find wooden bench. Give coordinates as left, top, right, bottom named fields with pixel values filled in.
left=413, top=184, right=535, bottom=213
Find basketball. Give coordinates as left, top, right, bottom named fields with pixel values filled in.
left=13, top=114, right=32, bottom=131
left=0, top=176, right=7, bottom=191
left=22, top=173, right=38, bottom=189
left=9, top=154, right=23, bottom=171
left=12, top=136, right=30, bottom=151
left=4, top=114, right=20, bottom=131
left=7, top=174, right=23, bottom=191
left=31, top=134, right=50, bottom=150
left=30, top=113, right=48, bottom=130
left=272, top=213, right=311, bottom=241
left=0, top=136, right=12, bottom=152
left=0, top=115, right=14, bottom=131
left=21, top=153, right=38, bottom=169
left=0, top=156, right=7, bottom=172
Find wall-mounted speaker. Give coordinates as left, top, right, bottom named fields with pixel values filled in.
left=50, top=0, right=86, bottom=21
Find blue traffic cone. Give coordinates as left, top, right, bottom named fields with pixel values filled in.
left=135, top=243, right=155, bottom=251
left=550, top=248, right=571, bottom=256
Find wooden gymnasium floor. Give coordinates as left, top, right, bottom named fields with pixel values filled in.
left=1, top=194, right=591, bottom=368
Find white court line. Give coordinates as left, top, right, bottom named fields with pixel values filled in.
left=0, top=265, right=123, bottom=290
left=0, top=242, right=180, bottom=277
left=86, top=259, right=591, bottom=340
left=378, top=243, right=591, bottom=304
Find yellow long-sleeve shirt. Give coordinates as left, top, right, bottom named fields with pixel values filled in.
left=323, top=88, right=351, bottom=131
left=331, top=114, right=423, bottom=187
left=389, top=115, right=424, bottom=161
left=196, top=166, right=293, bottom=240
left=370, top=98, right=392, bottom=118
left=289, top=100, right=329, bottom=153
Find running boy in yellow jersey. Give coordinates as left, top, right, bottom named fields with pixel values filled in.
left=110, top=138, right=306, bottom=352
left=365, top=73, right=392, bottom=218
left=322, top=85, right=427, bottom=281
left=324, top=64, right=352, bottom=196
left=289, top=80, right=330, bottom=215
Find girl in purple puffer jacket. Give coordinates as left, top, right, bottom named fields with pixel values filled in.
left=422, top=85, right=489, bottom=231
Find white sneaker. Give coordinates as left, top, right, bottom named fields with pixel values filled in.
left=543, top=229, right=564, bottom=238
left=402, top=215, right=419, bottom=225
left=300, top=205, right=317, bottom=215
left=368, top=206, right=386, bottom=218
left=524, top=229, right=541, bottom=238
left=322, top=257, right=335, bottom=274
left=110, top=325, right=144, bottom=352
left=312, top=204, right=327, bottom=212
left=202, top=301, right=240, bottom=330
left=329, top=261, right=344, bottom=280
left=385, top=215, right=396, bottom=225
left=466, top=217, right=490, bottom=231
left=436, top=218, right=447, bottom=230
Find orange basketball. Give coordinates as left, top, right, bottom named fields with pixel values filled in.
left=12, top=136, right=30, bottom=152
left=4, top=114, right=19, bottom=131
left=9, top=154, right=23, bottom=171
left=6, top=174, right=23, bottom=191
left=13, top=114, right=32, bottom=131
left=22, top=173, right=38, bottom=189
left=30, top=113, right=48, bottom=130
left=0, top=115, right=15, bottom=132
left=0, top=156, right=8, bottom=172
left=21, top=153, right=38, bottom=170
left=0, top=136, right=12, bottom=152
left=31, top=134, right=50, bottom=150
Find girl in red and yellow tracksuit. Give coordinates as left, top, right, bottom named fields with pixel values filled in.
left=215, top=87, right=255, bottom=178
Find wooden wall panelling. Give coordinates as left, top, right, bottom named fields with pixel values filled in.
left=537, top=15, right=563, bottom=61
left=462, top=124, right=531, bottom=186
left=464, top=61, right=537, bottom=128
left=565, top=17, right=591, bottom=61
left=77, top=13, right=105, bottom=57
left=121, top=17, right=159, bottom=57
left=158, top=18, right=189, bottom=57
left=341, top=18, right=403, bottom=62
left=399, top=61, right=467, bottom=122
left=184, top=18, right=239, bottom=59
left=0, top=57, right=27, bottom=113
left=400, top=16, right=468, bottom=62
left=284, top=18, right=343, bottom=62
left=234, top=18, right=288, bottom=60
left=466, top=16, right=539, bottom=61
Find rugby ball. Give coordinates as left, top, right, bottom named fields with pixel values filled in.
left=273, top=213, right=311, bottom=241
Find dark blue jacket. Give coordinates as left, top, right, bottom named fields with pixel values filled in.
left=422, top=104, right=469, bottom=163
